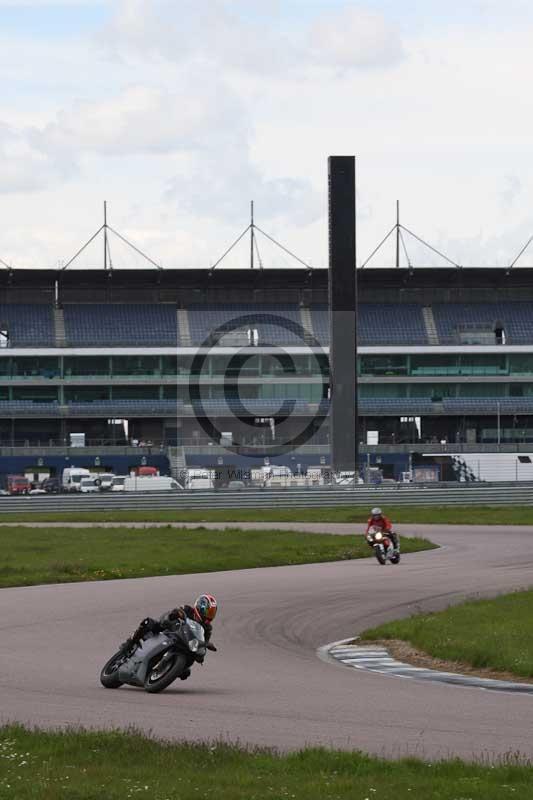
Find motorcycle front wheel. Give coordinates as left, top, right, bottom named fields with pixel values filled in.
left=144, top=652, right=188, bottom=693
left=374, top=547, right=386, bottom=565
left=100, top=651, right=125, bottom=688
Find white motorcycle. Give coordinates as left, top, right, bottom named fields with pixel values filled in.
left=366, top=526, right=400, bottom=565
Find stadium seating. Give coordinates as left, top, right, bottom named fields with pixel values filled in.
left=432, top=303, right=533, bottom=344
left=359, top=398, right=435, bottom=414
left=63, top=304, right=178, bottom=346
left=0, top=304, right=55, bottom=347
left=7, top=301, right=531, bottom=348
left=310, top=304, right=428, bottom=346
left=443, top=398, right=533, bottom=414
left=66, top=400, right=182, bottom=416
left=187, top=304, right=305, bottom=346
left=189, top=398, right=316, bottom=415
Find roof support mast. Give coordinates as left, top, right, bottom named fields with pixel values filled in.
left=250, top=200, right=254, bottom=270
left=210, top=203, right=310, bottom=271
left=104, top=201, right=108, bottom=271
left=396, top=200, right=400, bottom=268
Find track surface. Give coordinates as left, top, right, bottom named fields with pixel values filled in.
left=2, top=523, right=533, bottom=761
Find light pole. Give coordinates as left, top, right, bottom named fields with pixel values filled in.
left=497, top=401, right=501, bottom=446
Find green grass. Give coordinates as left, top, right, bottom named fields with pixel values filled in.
left=361, top=589, right=533, bottom=678
left=0, top=504, right=532, bottom=525
left=0, top=726, right=531, bottom=800
left=0, top=525, right=434, bottom=588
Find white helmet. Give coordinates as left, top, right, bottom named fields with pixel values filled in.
left=371, top=507, right=382, bottom=517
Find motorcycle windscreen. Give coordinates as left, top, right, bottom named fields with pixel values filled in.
left=186, top=619, right=205, bottom=643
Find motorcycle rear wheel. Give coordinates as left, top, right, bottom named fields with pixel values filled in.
left=390, top=553, right=401, bottom=564
left=144, top=652, right=188, bottom=693
left=100, top=651, right=125, bottom=688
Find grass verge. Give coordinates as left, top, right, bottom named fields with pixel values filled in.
left=0, top=504, right=532, bottom=525
left=0, top=526, right=434, bottom=588
left=361, top=589, right=533, bottom=679
left=0, top=726, right=532, bottom=800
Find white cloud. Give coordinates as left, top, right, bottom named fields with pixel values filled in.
left=1, top=74, right=321, bottom=227
left=0, top=1, right=106, bottom=5
left=0, top=122, right=73, bottom=193
left=104, top=0, right=298, bottom=76
left=1, top=1, right=533, bottom=269
left=308, top=6, right=405, bottom=70
left=31, top=82, right=245, bottom=158
left=104, top=0, right=404, bottom=76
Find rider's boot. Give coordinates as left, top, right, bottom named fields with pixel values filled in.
left=180, top=668, right=191, bottom=681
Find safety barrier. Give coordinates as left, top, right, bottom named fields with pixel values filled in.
left=0, top=482, right=533, bottom=513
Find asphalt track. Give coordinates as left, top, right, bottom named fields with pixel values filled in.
left=2, top=523, right=533, bottom=762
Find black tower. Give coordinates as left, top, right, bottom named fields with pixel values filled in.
left=328, top=156, right=357, bottom=473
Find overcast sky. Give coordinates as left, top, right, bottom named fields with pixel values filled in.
left=1, top=0, right=533, bottom=269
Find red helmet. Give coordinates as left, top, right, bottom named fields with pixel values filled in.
left=194, top=594, right=218, bottom=623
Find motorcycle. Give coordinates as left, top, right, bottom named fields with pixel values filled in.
left=100, top=617, right=209, bottom=693
left=366, top=526, right=400, bottom=565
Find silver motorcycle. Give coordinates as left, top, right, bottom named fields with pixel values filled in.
left=100, top=617, right=208, bottom=693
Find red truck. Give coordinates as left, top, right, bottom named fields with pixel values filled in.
left=133, top=466, right=159, bottom=477
left=6, top=475, right=31, bottom=495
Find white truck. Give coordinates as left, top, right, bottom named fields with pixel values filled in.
left=62, top=467, right=91, bottom=492
left=123, top=475, right=181, bottom=492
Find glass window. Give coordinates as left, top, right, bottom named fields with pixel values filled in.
left=177, top=356, right=197, bottom=376
left=410, top=383, right=456, bottom=398
left=458, top=355, right=507, bottom=375
left=458, top=383, right=507, bottom=397
left=359, top=384, right=408, bottom=398
left=112, top=386, right=160, bottom=400
left=12, top=386, right=58, bottom=402
left=360, top=356, right=408, bottom=376
left=112, top=356, right=159, bottom=376
left=509, top=355, right=533, bottom=375
left=162, top=356, right=178, bottom=376
left=11, top=357, right=60, bottom=378
left=64, top=387, right=110, bottom=402
left=64, top=357, right=110, bottom=377
left=410, top=355, right=458, bottom=376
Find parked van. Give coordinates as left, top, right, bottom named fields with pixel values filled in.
left=95, top=473, right=115, bottom=491
left=264, top=465, right=292, bottom=487
left=79, top=477, right=100, bottom=494
left=62, top=467, right=91, bottom=492
left=184, top=469, right=214, bottom=490
left=111, top=476, right=126, bottom=492
left=124, top=476, right=180, bottom=492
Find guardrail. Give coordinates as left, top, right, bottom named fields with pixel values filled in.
left=1, top=482, right=533, bottom=513
left=2, top=442, right=533, bottom=457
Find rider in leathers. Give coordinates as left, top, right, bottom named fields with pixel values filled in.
left=365, top=507, right=400, bottom=553
left=121, top=595, right=218, bottom=680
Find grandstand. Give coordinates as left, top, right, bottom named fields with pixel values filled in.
left=1, top=265, right=533, bottom=481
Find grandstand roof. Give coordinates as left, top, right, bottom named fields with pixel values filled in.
left=2, top=267, right=533, bottom=305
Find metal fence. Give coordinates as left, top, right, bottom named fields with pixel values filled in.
left=0, top=482, right=532, bottom=513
